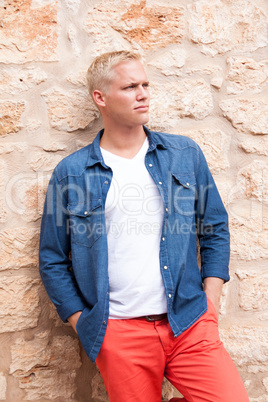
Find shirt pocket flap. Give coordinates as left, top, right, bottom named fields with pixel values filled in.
left=172, top=173, right=196, bottom=188
left=67, top=200, right=102, bottom=217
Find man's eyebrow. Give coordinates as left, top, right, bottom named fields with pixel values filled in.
left=123, top=80, right=150, bottom=86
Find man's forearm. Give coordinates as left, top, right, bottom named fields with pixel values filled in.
left=68, top=311, right=82, bottom=333
left=203, top=277, right=224, bottom=315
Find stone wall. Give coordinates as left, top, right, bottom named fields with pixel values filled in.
left=0, top=0, right=267, bottom=401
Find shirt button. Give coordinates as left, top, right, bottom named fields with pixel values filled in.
left=104, top=181, right=109, bottom=184
left=164, top=266, right=168, bottom=270
left=162, top=237, right=165, bottom=241
left=84, top=211, right=88, bottom=215
left=166, top=208, right=168, bottom=212
left=149, top=164, right=153, bottom=167
left=159, top=181, right=162, bottom=185
left=103, top=321, right=107, bottom=325
left=186, top=182, right=189, bottom=186
left=168, top=294, right=172, bottom=298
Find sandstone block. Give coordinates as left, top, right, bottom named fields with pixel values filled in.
left=28, top=152, right=63, bottom=172
left=188, top=0, right=267, bottom=55
left=0, top=142, right=27, bottom=155
left=65, top=71, right=87, bottom=87
left=10, top=332, right=81, bottom=400
left=236, top=269, right=268, bottom=312
left=0, top=101, right=25, bottom=136
left=219, top=325, right=268, bottom=373
left=0, top=199, right=7, bottom=224
left=179, top=129, right=230, bottom=173
left=42, top=88, right=99, bottom=132
left=240, top=136, right=268, bottom=157
left=0, top=275, right=41, bottom=333
left=226, top=57, right=268, bottom=95
left=186, top=64, right=222, bottom=75
left=263, top=377, right=268, bottom=393
left=67, top=24, right=81, bottom=57
left=5, top=172, right=49, bottom=222
left=0, top=67, right=47, bottom=95
left=84, top=1, right=184, bottom=52
left=0, top=373, right=7, bottom=401
left=147, top=46, right=186, bottom=75
left=64, top=0, right=80, bottom=14
left=220, top=98, right=268, bottom=135
left=149, top=78, right=213, bottom=131
left=0, top=228, right=39, bottom=271
left=0, top=0, right=58, bottom=63
left=91, top=372, right=108, bottom=401
left=229, top=219, right=268, bottom=261
left=229, top=160, right=268, bottom=204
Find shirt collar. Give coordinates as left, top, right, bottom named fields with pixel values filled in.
left=86, top=126, right=166, bottom=168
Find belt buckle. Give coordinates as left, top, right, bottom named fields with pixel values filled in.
left=145, top=315, right=155, bottom=322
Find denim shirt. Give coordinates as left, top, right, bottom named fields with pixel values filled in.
left=39, top=126, right=230, bottom=362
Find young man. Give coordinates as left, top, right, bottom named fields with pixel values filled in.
left=39, top=51, right=249, bottom=401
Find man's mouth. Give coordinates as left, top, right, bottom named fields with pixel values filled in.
left=134, top=105, right=149, bottom=111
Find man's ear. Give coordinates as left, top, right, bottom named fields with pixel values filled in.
left=93, top=90, right=106, bottom=108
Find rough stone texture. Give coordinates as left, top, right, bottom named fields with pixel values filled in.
left=42, top=88, right=100, bottom=132
left=64, top=0, right=80, bottom=14
left=10, top=332, right=81, bottom=400
left=228, top=160, right=268, bottom=260
left=236, top=269, right=268, bottom=312
left=0, top=373, right=7, bottom=401
left=226, top=57, right=268, bottom=95
left=147, top=46, right=186, bottom=75
left=0, top=0, right=267, bottom=400
left=186, top=64, right=222, bottom=75
left=0, top=67, right=47, bottom=95
left=188, top=0, right=267, bottom=55
left=91, top=372, right=108, bottom=402
left=149, top=78, right=213, bottom=131
left=180, top=128, right=230, bottom=173
left=7, top=176, right=48, bottom=222
left=0, top=275, right=41, bottom=333
left=84, top=1, right=185, bottom=53
left=220, top=98, right=268, bottom=135
left=229, top=160, right=268, bottom=204
left=0, top=228, right=39, bottom=271
left=240, top=136, right=268, bottom=157
left=220, top=325, right=268, bottom=373
left=0, top=0, right=58, bottom=63
left=0, top=101, right=25, bottom=136
left=0, top=142, right=27, bottom=155
left=229, top=219, right=268, bottom=261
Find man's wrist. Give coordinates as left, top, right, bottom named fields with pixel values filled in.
left=67, top=311, right=82, bottom=333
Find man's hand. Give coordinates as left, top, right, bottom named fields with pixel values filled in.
left=203, top=277, right=224, bottom=316
left=67, top=311, right=82, bottom=334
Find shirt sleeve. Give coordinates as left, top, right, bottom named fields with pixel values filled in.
left=195, top=145, right=230, bottom=283
left=39, top=170, right=86, bottom=322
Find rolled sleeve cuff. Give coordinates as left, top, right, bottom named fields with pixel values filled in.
left=57, top=297, right=87, bottom=323
left=201, top=264, right=230, bottom=283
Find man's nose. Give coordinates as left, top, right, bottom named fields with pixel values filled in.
left=136, top=85, right=149, bottom=100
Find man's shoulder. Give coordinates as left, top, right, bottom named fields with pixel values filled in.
left=53, top=143, right=92, bottom=181
left=150, top=130, right=199, bottom=151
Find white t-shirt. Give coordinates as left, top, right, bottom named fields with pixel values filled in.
left=101, top=137, right=167, bottom=319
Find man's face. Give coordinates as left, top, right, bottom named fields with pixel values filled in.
left=102, top=59, right=150, bottom=129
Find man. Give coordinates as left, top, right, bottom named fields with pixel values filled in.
left=39, top=51, right=249, bottom=401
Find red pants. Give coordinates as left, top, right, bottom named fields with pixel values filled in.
left=96, top=298, right=249, bottom=402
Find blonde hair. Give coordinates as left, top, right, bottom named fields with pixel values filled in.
left=86, top=50, right=141, bottom=99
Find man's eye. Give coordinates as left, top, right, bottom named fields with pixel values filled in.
left=143, top=83, right=149, bottom=88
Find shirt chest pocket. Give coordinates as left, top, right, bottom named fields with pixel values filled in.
left=171, top=173, right=196, bottom=217
left=67, top=201, right=103, bottom=248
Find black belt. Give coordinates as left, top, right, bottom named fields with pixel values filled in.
left=137, top=313, right=167, bottom=322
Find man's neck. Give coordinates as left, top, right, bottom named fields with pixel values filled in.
left=100, top=125, right=147, bottom=159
